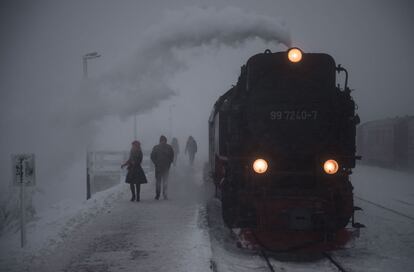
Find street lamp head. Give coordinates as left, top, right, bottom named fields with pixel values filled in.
left=83, top=52, right=101, bottom=59
left=82, top=51, right=101, bottom=78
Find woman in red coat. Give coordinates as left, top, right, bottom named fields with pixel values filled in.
left=121, top=141, right=147, bottom=201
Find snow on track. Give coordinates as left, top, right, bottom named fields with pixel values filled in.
left=352, top=165, right=414, bottom=218
left=331, top=165, right=414, bottom=272
left=207, top=165, right=414, bottom=272
left=207, top=198, right=340, bottom=272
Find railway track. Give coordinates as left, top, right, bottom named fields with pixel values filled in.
left=355, top=196, right=414, bottom=221
left=252, top=195, right=413, bottom=272
left=258, top=251, right=349, bottom=272
left=323, top=252, right=348, bottom=272
left=257, top=246, right=276, bottom=272
left=256, top=249, right=349, bottom=272
left=254, top=239, right=349, bottom=272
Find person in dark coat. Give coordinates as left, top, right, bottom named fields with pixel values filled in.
left=171, top=137, right=179, bottom=166
left=185, top=136, right=197, bottom=166
left=150, top=135, right=174, bottom=200
left=121, top=140, right=147, bottom=202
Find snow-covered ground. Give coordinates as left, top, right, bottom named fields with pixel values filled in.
left=0, top=165, right=212, bottom=272
left=331, top=165, right=414, bottom=272
left=1, top=164, right=413, bottom=272
left=0, top=181, right=126, bottom=271
left=352, top=165, right=414, bottom=218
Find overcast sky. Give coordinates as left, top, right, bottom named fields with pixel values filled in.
left=1, top=0, right=413, bottom=206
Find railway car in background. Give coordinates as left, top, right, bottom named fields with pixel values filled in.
left=357, top=116, right=414, bottom=169
left=209, top=48, right=362, bottom=252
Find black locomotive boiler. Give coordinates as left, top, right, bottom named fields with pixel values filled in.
left=208, top=48, right=362, bottom=251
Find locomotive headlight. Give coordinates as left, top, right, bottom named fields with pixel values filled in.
left=253, top=159, right=268, bottom=174
left=323, top=159, right=339, bottom=175
left=287, top=48, right=303, bottom=63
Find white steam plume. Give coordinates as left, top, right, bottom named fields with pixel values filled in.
left=85, top=6, right=290, bottom=120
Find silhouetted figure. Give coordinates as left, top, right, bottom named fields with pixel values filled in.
left=151, top=135, right=174, bottom=200
left=121, top=141, right=147, bottom=202
left=171, top=137, right=180, bottom=166
left=185, top=136, right=197, bottom=166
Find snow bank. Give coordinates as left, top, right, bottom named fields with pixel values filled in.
left=0, top=182, right=128, bottom=270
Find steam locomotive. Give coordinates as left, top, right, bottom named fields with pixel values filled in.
left=208, top=48, right=362, bottom=251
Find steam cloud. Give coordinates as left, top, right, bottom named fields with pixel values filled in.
left=0, top=6, right=290, bottom=211
left=86, top=6, right=290, bottom=120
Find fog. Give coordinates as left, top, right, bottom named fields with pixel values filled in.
left=1, top=0, right=414, bottom=213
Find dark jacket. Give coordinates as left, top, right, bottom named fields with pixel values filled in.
left=125, top=150, right=147, bottom=184
left=151, top=143, right=174, bottom=172
left=185, top=138, right=198, bottom=154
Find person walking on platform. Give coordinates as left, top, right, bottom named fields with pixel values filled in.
left=121, top=140, right=147, bottom=202
left=151, top=135, right=174, bottom=200
left=185, top=136, right=198, bottom=166
left=171, top=137, right=180, bottom=166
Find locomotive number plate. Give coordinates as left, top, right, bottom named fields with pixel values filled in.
left=270, top=110, right=318, bottom=121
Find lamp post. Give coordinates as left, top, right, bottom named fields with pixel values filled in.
left=133, top=114, right=138, bottom=140
left=82, top=51, right=101, bottom=78
left=169, top=104, right=176, bottom=139
left=83, top=51, right=100, bottom=200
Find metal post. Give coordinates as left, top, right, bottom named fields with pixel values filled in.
left=83, top=57, right=87, bottom=78
left=82, top=52, right=100, bottom=199
left=169, top=105, right=175, bottom=138
left=19, top=159, right=26, bottom=247
left=86, top=152, right=91, bottom=200
left=133, top=114, right=137, bottom=140
left=169, top=107, right=172, bottom=138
